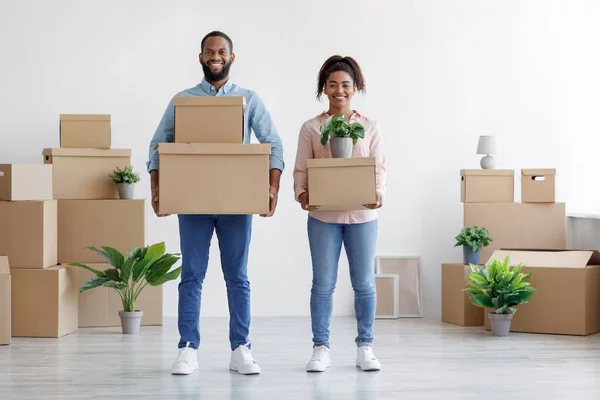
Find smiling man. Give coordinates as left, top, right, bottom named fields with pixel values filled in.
left=147, top=31, right=284, bottom=376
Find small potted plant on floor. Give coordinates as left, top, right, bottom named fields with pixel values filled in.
left=110, top=165, right=140, bottom=199
left=320, top=114, right=365, bottom=158
left=465, top=256, right=536, bottom=336
left=454, top=225, right=493, bottom=265
left=70, top=242, right=181, bottom=334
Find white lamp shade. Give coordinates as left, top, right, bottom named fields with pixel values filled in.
left=476, top=135, right=498, bottom=155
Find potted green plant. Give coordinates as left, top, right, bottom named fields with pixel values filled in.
left=454, top=225, right=493, bottom=265
left=110, top=165, right=141, bottom=199
left=465, top=256, right=536, bottom=336
left=70, top=242, right=181, bottom=334
left=320, top=114, right=365, bottom=158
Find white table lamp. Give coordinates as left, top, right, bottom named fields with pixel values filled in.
left=476, top=135, right=498, bottom=169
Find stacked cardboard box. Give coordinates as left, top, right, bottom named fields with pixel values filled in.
left=158, top=96, right=271, bottom=214
left=442, top=168, right=566, bottom=327
left=45, top=114, right=161, bottom=328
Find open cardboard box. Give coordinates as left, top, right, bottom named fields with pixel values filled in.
left=483, top=249, right=600, bottom=336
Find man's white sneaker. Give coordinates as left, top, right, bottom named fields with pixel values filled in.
left=171, top=342, right=199, bottom=375
left=306, top=345, right=331, bottom=372
left=230, top=345, right=261, bottom=375
left=356, top=346, right=381, bottom=371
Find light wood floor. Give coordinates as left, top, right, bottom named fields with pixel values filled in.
left=2, top=317, right=600, bottom=399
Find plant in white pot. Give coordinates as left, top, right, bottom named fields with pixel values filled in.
left=465, top=256, right=536, bottom=337
left=110, top=165, right=140, bottom=199
left=70, top=242, right=181, bottom=334
left=320, top=114, right=365, bottom=158
left=454, top=225, right=493, bottom=265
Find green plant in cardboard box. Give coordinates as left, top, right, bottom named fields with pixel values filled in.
left=70, top=242, right=181, bottom=334
left=320, top=114, right=365, bottom=158
left=465, top=255, right=536, bottom=336
left=110, top=165, right=141, bottom=200
left=454, top=225, right=493, bottom=265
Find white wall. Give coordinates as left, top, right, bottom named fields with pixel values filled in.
left=1, top=0, right=599, bottom=318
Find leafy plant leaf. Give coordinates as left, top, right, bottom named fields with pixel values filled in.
left=69, top=263, right=107, bottom=277
left=147, top=266, right=182, bottom=286
left=80, top=277, right=115, bottom=293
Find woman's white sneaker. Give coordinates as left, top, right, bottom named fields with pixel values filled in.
left=356, top=346, right=381, bottom=371
left=171, top=342, right=199, bottom=375
left=306, top=345, right=331, bottom=372
left=230, top=345, right=261, bottom=375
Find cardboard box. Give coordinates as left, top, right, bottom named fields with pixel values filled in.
left=441, top=263, right=484, bottom=326
left=174, top=96, right=245, bottom=144
left=483, top=249, right=600, bottom=336
left=60, top=114, right=111, bottom=149
left=42, top=148, right=131, bottom=199
left=158, top=143, right=270, bottom=215
left=58, top=199, right=146, bottom=264
left=307, top=157, right=377, bottom=211
left=11, top=265, right=78, bottom=338
left=0, top=164, right=53, bottom=201
left=521, top=169, right=556, bottom=203
left=0, top=257, right=10, bottom=345
left=77, top=263, right=162, bottom=327
left=464, top=202, right=565, bottom=262
left=460, top=169, right=514, bottom=203
left=0, top=200, right=57, bottom=269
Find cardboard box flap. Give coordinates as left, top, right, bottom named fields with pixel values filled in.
left=488, top=249, right=600, bottom=268
left=0, top=256, right=8, bottom=274
left=60, top=114, right=111, bottom=122
left=174, top=96, right=246, bottom=107
left=307, top=157, right=376, bottom=169
left=158, top=143, right=270, bottom=155
left=460, top=169, right=514, bottom=177
left=42, top=148, right=131, bottom=158
left=522, top=169, right=556, bottom=176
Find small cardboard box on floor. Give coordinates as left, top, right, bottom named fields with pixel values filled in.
left=77, top=264, right=162, bottom=327
left=483, top=249, right=600, bottom=336
left=0, top=164, right=53, bottom=201
left=59, top=114, right=111, bottom=149
left=42, top=148, right=131, bottom=199
left=307, top=157, right=377, bottom=211
left=174, top=96, right=245, bottom=144
left=11, top=265, right=78, bottom=338
left=0, top=257, right=10, bottom=345
left=461, top=169, right=514, bottom=203
left=0, top=200, right=57, bottom=269
left=441, top=263, right=483, bottom=326
left=158, top=143, right=270, bottom=215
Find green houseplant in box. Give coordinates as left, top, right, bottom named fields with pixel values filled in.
left=110, top=165, right=140, bottom=200
left=320, top=114, right=365, bottom=158
left=454, top=225, right=493, bottom=265
left=70, top=242, right=181, bottom=334
left=465, top=256, right=536, bottom=336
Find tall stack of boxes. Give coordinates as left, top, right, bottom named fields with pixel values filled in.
left=442, top=168, right=568, bottom=329
left=157, top=96, right=271, bottom=214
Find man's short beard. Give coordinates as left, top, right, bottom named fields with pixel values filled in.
left=201, top=60, right=232, bottom=82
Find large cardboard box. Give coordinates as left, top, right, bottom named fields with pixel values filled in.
left=0, top=200, right=57, bottom=269
left=521, top=169, right=556, bottom=203
left=0, top=164, right=53, bottom=201
left=60, top=114, right=111, bottom=149
left=464, top=202, right=565, bottom=262
left=58, top=199, right=146, bottom=264
left=11, top=265, right=78, bottom=338
left=42, top=148, right=131, bottom=199
left=174, top=96, right=245, bottom=144
left=77, top=263, right=162, bottom=327
left=158, top=143, right=270, bottom=215
left=460, top=169, right=514, bottom=203
left=483, top=249, right=600, bottom=336
left=0, top=257, right=10, bottom=345
left=307, top=157, right=377, bottom=211
left=441, top=263, right=484, bottom=326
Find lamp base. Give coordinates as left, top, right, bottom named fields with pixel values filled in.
left=480, top=155, right=495, bottom=169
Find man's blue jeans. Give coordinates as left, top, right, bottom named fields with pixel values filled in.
left=307, top=216, right=378, bottom=348
left=177, top=214, right=252, bottom=350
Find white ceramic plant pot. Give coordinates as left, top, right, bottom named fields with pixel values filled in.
left=488, top=312, right=513, bottom=337
left=330, top=137, right=353, bottom=158
left=119, top=310, right=143, bottom=334
left=117, top=183, right=135, bottom=199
